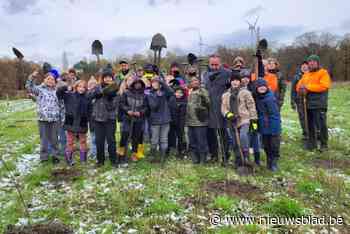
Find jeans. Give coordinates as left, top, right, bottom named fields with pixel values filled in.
left=38, top=121, right=59, bottom=160
left=249, top=132, right=261, bottom=154
left=229, top=124, right=250, bottom=165
left=188, top=126, right=208, bottom=154
left=89, top=131, right=97, bottom=157
left=150, top=124, right=170, bottom=151
left=94, top=120, right=117, bottom=164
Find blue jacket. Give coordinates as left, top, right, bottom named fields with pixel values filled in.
left=146, top=82, right=175, bottom=125
left=256, top=90, right=281, bottom=135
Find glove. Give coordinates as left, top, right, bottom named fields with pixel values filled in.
left=249, top=119, right=258, bottom=132
left=225, top=112, right=235, bottom=120
left=291, top=102, right=296, bottom=111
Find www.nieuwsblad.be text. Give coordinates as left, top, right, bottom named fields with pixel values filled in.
left=209, top=214, right=344, bottom=226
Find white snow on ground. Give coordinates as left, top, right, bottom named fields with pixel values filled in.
left=0, top=99, right=35, bottom=118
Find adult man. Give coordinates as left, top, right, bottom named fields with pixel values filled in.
left=296, top=55, right=331, bottom=152
left=291, top=61, right=309, bottom=143
left=202, top=55, right=231, bottom=165
left=116, top=60, right=133, bottom=82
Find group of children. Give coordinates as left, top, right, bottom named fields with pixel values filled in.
left=26, top=53, right=330, bottom=172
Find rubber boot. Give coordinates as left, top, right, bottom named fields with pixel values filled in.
left=270, top=157, right=278, bottom=172
left=160, top=149, right=166, bottom=165
left=80, top=151, right=87, bottom=163
left=200, top=153, right=207, bottom=164
left=136, top=144, right=145, bottom=159
left=209, top=153, right=219, bottom=163
left=192, top=152, right=200, bottom=164
left=254, top=152, right=261, bottom=166
left=65, top=151, right=74, bottom=166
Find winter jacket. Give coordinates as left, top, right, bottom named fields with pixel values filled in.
left=296, top=68, right=331, bottom=110
left=146, top=81, right=175, bottom=125
left=87, top=83, right=119, bottom=122
left=255, top=89, right=281, bottom=136
left=57, top=87, right=89, bottom=133
left=221, top=87, right=257, bottom=128
left=171, top=89, right=188, bottom=128
left=202, top=67, right=231, bottom=128
left=119, top=79, right=148, bottom=123
left=186, top=87, right=210, bottom=127
left=25, top=78, right=60, bottom=122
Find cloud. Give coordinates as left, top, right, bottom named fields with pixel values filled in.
left=2, top=0, right=38, bottom=14
left=103, top=36, right=150, bottom=57
left=243, top=5, right=265, bottom=18
left=208, top=25, right=304, bottom=48
left=340, top=18, right=350, bottom=30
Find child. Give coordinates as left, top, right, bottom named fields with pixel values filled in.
left=57, top=80, right=90, bottom=165
left=186, top=77, right=210, bottom=164
left=255, top=79, right=281, bottom=171
left=88, top=67, right=119, bottom=167
left=87, top=76, right=98, bottom=159
left=221, top=73, right=258, bottom=168
left=25, top=70, right=61, bottom=164
left=146, top=77, right=175, bottom=163
left=118, top=79, right=148, bottom=166
left=240, top=69, right=261, bottom=165
left=168, top=84, right=188, bottom=158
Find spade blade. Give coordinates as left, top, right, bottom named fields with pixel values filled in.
left=12, top=47, right=24, bottom=60
left=258, top=39, right=268, bottom=51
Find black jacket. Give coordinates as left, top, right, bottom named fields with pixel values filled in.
left=57, top=87, right=90, bottom=133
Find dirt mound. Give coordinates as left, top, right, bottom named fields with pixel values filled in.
left=313, top=158, right=350, bottom=170
left=5, top=221, right=73, bottom=234
left=203, top=180, right=264, bottom=201
left=51, top=168, right=81, bottom=182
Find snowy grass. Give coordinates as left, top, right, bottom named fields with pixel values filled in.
left=0, top=84, right=350, bottom=233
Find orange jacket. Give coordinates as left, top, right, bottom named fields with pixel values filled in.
left=296, top=68, right=331, bottom=93
left=251, top=73, right=278, bottom=93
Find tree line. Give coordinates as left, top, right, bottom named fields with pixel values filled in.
left=1, top=31, right=350, bottom=98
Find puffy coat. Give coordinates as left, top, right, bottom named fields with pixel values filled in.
left=57, top=87, right=89, bottom=133
left=146, top=81, right=175, bottom=125
left=87, top=83, right=119, bottom=122
left=119, top=79, right=148, bottom=123
left=25, top=78, right=60, bottom=122
left=221, top=87, right=257, bottom=128
left=255, top=79, right=281, bottom=136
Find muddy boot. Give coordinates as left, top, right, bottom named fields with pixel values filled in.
left=52, top=156, right=60, bottom=165
left=191, top=152, right=200, bottom=164
left=119, top=155, right=128, bottom=168
left=254, top=152, right=261, bottom=166
left=80, top=151, right=87, bottom=163
left=65, top=151, right=74, bottom=166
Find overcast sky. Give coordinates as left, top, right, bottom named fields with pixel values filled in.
left=1, top=0, right=349, bottom=68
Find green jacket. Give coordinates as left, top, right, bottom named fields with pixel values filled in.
left=186, top=88, right=210, bottom=127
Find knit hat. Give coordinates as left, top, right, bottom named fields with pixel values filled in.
left=48, top=69, right=60, bottom=80
left=255, top=79, right=268, bottom=88
left=119, top=60, right=128, bottom=65
left=102, top=66, right=113, bottom=78
left=307, top=54, right=320, bottom=63
left=240, top=68, right=252, bottom=79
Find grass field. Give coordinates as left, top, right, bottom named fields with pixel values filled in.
left=0, top=84, right=349, bottom=233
